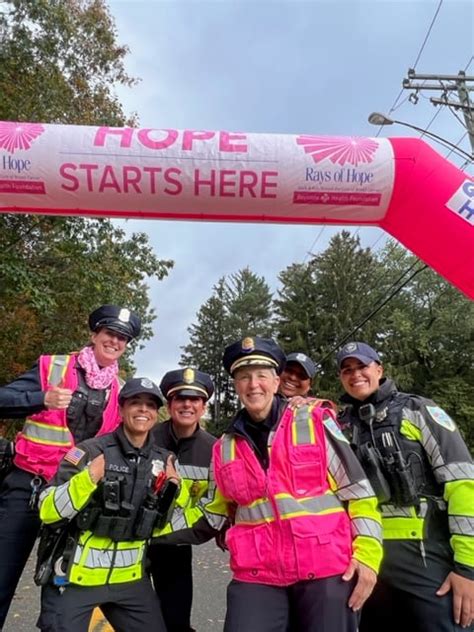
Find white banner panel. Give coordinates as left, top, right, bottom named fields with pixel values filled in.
left=0, top=122, right=394, bottom=223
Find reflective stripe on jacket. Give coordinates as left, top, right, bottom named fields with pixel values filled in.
left=340, top=379, right=474, bottom=578
left=149, top=420, right=218, bottom=545
left=14, top=354, right=121, bottom=481
left=212, top=402, right=382, bottom=586
left=39, top=428, right=191, bottom=586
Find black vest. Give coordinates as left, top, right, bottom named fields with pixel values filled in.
left=75, top=428, right=174, bottom=540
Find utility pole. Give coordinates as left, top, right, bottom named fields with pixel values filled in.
left=402, top=69, right=474, bottom=156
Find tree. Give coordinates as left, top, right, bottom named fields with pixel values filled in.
left=0, top=0, right=137, bottom=125
left=373, top=242, right=474, bottom=447
left=0, top=1, right=174, bottom=404
left=225, top=267, right=274, bottom=339
left=275, top=230, right=384, bottom=398
left=181, top=268, right=274, bottom=435
left=0, top=215, right=173, bottom=381
left=274, top=232, right=474, bottom=447
left=181, top=279, right=234, bottom=435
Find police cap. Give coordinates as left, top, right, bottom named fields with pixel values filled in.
left=88, top=305, right=141, bottom=341
left=285, top=352, right=317, bottom=379
left=223, top=336, right=286, bottom=376
left=160, top=368, right=214, bottom=401
left=118, top=377, right=163, bottom=407
left=336, top=341, right=381, bottom=370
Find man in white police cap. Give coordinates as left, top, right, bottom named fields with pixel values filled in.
left=0, top=304, right=141, bottom=628
left=148, top=368, right=217, bottom=632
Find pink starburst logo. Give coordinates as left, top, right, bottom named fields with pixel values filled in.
left=0, top=121, right=45, bottom=154
left=296, top=135, right=379, bottom=166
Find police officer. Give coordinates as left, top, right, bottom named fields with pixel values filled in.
left=336, top=341, right=474, bottom=631
left=148, top=368, right=217, bottom=632
left=205, top=336, right=383, bottom=632
left=36, top=377, right=184, bottom=632
left=279, top=352, right=316, bottom=398
left=0, top=304, right=140, bottom=628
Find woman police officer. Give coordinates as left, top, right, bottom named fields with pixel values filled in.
left=0, top=304, right=140, bottom=628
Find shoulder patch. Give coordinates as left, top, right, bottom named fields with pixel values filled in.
left=64, top=446, right=86, bottom=466
left=426, top=406, right=456, bottom=432
left=323, top=416, right=349, bottom=443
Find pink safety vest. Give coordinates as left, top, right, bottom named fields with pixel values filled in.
left=213, top=402, right=352, bottom=586
left=14, top=354, right=121, bottom=481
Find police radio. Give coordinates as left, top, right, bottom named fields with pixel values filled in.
left=357, top=403, right=392, bottom=504
left=379, top=431, right=420, bottom=506
left=357, top=403, right=419, bottom=506
left=134, top=466, right=179, bottom=539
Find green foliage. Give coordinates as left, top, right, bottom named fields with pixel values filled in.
left=0, top=0, right=174, bottom=387
left=0, top=215, right=173, bottom=381
left=274, top=232, right=474, bottom=448
left=275, top=230, right=384, bottom=398
left=0, top=0, right=137, bottom=125
left=181, top=268, right=274, bottom=435
left=181, top=233, right=473, bottom=448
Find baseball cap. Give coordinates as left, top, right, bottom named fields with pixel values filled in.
left=119, top=377, right=163, bottom=407
left=285, top=352, right=316, bottom=379
left=336, top=342, right=381, bottom=370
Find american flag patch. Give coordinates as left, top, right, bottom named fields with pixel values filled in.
left=64, top=447, right=86, bottom=466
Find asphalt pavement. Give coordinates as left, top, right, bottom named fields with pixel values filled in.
left=5, top=541, right=229, bottom=631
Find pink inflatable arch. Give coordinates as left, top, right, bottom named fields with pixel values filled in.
left=0, top=121, right=472, bottom=298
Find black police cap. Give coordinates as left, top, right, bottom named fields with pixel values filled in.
left=285, top=352, right=317, bottom=379
left=223, top=336, right=286, bottom=376
left=118, top=377, right=163, bottom=407
left=88, top=305, right=141, bottom=341
left=160, top=368, right=214, bottom=401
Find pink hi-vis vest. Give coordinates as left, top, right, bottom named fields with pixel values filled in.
left=14, top=354, right=121, bottom=481
left=213, top=403, right=352, bottom=586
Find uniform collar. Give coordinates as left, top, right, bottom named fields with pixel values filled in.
left=169, top=419, right=201, bottom=444
left=228, top=393, right=287, bottom=435
left=115, top=424, right=153, bottom=457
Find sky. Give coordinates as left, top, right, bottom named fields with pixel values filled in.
left=106, top=0, right=473, bottom=383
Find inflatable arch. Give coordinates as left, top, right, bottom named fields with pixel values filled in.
left=0, top=121, right=472, bottom=299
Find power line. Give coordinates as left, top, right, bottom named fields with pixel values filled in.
left=376, top=0, right=444, bottom=136
left=367, top=230, right=386, bottom=251
left=412, top=0, right=444, bottom=69
left=390, top=95, right=410, bottom=113
left=464, top=56, right=474, bottom=73
left=303, top=226, right=326, bottom=264
left=447, top=131, right=468, bottom=155
left=317, top=262, right=428, bottom=367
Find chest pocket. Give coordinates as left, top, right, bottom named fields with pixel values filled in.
left=219, top=436, right=266, bottom=505
left=288, top=406, right=325, bottom=496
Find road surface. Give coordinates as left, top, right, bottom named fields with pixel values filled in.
left=5, top=541, right=229, bottom=631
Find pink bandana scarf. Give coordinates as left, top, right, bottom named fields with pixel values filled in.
left=77, top=345, right=119, bottom=390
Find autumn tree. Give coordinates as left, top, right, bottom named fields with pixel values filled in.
left=0, top=0, right=137, bottom=125
left=0, top=1, right=174, bottom=385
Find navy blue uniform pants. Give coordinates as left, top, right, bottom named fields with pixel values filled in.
left=149, top=543, right=195, bottom=632
left=37, top=578, right=165, bottom=632
left=0, top=467, right=42, bottom=627
left=224, top=576, right=359, bottom=632
left=360, top=540, right=472, bottom=632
